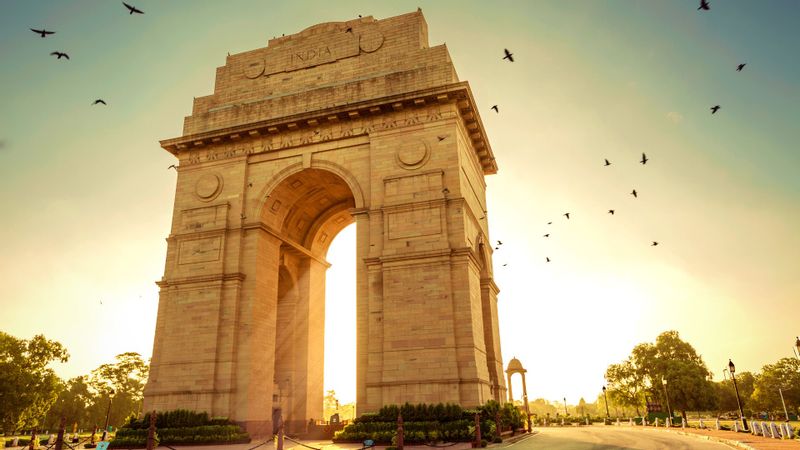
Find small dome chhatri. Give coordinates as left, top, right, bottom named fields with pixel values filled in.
left=506, top=357, right=526, bottom=373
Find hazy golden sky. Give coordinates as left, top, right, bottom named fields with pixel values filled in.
left=1, top=1, right=798, bottom=406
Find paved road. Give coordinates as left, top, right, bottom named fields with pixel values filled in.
left=506, top=427, right=733, bottom=450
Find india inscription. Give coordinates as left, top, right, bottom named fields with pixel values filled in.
left=145, top=11, right=504, bottom=437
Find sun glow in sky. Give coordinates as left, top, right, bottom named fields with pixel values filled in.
left=1, top=1, right=798, bottom=407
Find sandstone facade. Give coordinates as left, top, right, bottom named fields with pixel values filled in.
left=143, top=10, right=505, bottom=436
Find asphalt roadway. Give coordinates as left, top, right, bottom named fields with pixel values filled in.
left=505, top=427, right=734, bottom=450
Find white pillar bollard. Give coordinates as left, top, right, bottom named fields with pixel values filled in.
left=715, top=418, right=721, bottom=430
left=770, top=422, right=781, bottom=439
left=699, top=418, right=704, bottom=429
left=733, top=420, right=741, bottom=432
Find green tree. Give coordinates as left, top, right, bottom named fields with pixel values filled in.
left=0, top=332, right=69, bottom=433
left=527, top=398, right=557, bottom=417
left=605, top=359, right=645, bottom=416
left=630, top=331, right=717, bottom=420
left=714, top=371, right=755, bottom=415
left=751, top=358, right=800, bottom=417
left=577, top=398, right=587, bottom=416
left=43, top=376, right=94, bottom=430
left=87, top=352, right=149, bottom=429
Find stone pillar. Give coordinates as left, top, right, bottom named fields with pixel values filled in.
left=506, top=373, right=514, bottom=403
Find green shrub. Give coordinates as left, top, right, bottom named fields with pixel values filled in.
left=124, top=409, right=234, bottom=430
left=480, top=439, right=488, bottom=447
left=492, top=437, right=502, bottom=443
left=109, top=425, right=248, bottom=448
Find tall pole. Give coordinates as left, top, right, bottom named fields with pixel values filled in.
left=779, top=388, right=789, bottom=421
left=729, top=360, right=748, bottom=431
left=602, top=386, right=610, bottom=418
left=661, top=379, right=672, bottom=419
left=563, top=398, right=568, bottom=417
left=103, top=389, right=115, bottom=433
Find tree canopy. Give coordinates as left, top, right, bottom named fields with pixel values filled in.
left=0, top=332, right=69, bottom=433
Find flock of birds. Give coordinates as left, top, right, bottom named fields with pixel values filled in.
left=490, top=0, right=747, bottom=264
left=29, top=2, right=144, bottom=107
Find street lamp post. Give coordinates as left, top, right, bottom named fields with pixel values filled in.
left=602, top=386, right=610, bottom=419
left=563, top=397, right=568, bottom=417
left=728, top=360, right=748, bottom=431
left=102, top=389, right=115, bottom=440
left=661, top=378, right=672, bottom=420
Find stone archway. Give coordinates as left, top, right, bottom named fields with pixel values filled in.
left=143, top=10, right=506, bottom=437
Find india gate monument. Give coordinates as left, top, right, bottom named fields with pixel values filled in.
left=143, top=10, right=505, bottom=435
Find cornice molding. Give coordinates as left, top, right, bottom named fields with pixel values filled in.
left=160, top=82, right=497, bottom=174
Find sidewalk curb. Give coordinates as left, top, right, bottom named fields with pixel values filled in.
left=628, top=426, right=763, bottom=450
left=674, top=430, right=756, bottom=450
left=491, top=432, right=538, bottom=448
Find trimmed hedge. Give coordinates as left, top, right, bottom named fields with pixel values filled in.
left=124, top=410, right=232, bottom=430
left=109, top=425, right=249, bottom=448
left=334, top=401, right=525, bottom=444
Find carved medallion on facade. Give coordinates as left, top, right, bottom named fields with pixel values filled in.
left=359, top=28, right=385, bottom=53
left=395, top=139, right=430, bottom=170
left=195, top=173, right=223, bottom=201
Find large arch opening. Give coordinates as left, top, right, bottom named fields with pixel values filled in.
left=261, top=168, right=357, bottom=433
left=322, top=223, right=357, bottom=423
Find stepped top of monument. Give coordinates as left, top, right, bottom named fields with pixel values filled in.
left=182, top=10, right=457, bottom=135
left=163, top=10, right=497, bottom=175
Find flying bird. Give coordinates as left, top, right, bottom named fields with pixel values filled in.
left=547, top=221, right=552, bottom=225
left=30, top=28, right=55, bottom=38
left=631, top=189, right=638, bottom=198
left=167, top=164, right=177, bottom=170
left=92, top=99, right=107, bottom=105
left=502, top=263, right=508, bottom=267
left=495, top=246, right=500, bottom=250
left=543, top=234, right=550, bottom=238
left=640, top=153, right=648, bottom=165
left=652, top=241, right=659, bottom=246
left=608, top=209, right=615, bottom=215
left=736, top=63, right=746, bottom=72
left=123, top=2, right=144, bottom=14
left=711, top=105, right=721, bottom=114
left=563, top=213, right=570, bottom=219
left=50, top=51, right=69, bottom=60
left=437, top=135, right=447, bottom=142
left=491, top=105, right=499, bottom=113
left=497, top=240, right=503, bottom=246
left=502, top=48, right=514, bottom=62
left=698, top=0, right=710, bottom=11
left=545, top=257, right=551, bottom=263
left=604, top=158, right=611, bottom=166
